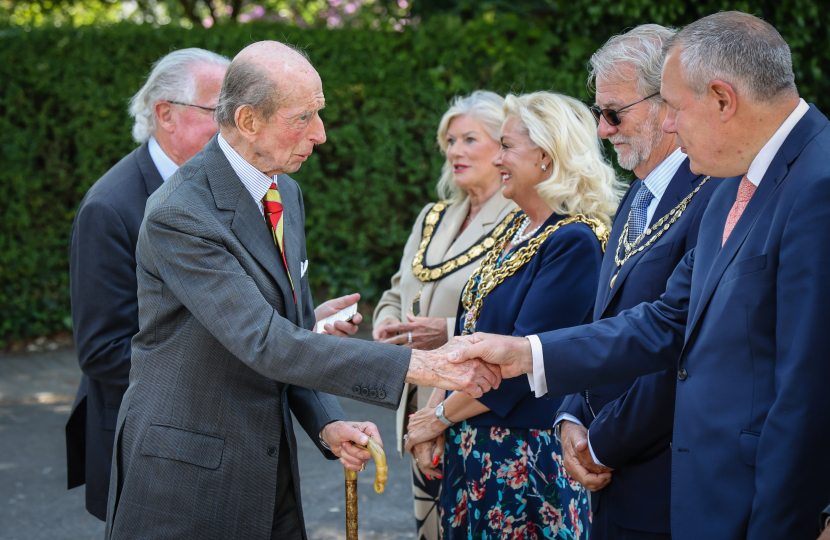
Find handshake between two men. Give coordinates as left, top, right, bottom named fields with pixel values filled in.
left=408, top=331, right=613, bottom=491
left=318, top=295, right=517, bottom=473
left=314, top=298, right=513, bottom=473
left=320, top=299, right=607, bottom=492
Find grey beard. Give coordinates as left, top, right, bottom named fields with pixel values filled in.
left=611, top=117, right=663, bottom=171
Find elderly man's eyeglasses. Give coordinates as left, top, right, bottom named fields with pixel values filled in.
left=590, top=92, right=660, bottom=127
left=167, top=100, right=216, bottom=113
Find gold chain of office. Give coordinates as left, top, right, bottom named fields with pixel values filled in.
left=610, top=176, right=710, bottom=289
left=461, top=214, right=609, bottom=335
left=411, top=203, right=521, bottom=282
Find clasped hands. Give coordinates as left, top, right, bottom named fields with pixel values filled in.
left=558, top=420, right=614, bottom=491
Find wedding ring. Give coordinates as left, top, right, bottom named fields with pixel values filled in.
left=360, top=463, right=365, bottom=472
left=408, top=332, right=413, bottom=344
left=403, top=434, right=409, bottom=442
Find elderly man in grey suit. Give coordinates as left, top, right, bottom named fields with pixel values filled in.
left=106, top=41, right=500, bottom=540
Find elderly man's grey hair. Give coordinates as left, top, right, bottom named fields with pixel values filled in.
left=129, top=48, right=230, bottom=144
left=214, top=44, right=310, bottom=128
left=664, top=11, right=797, bottom=102
left=435, top=91, right=505, bottom=203
left=589, top=24, right=676, bottom=108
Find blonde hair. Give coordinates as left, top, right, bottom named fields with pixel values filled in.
left=503, top=92, right=624, bottom=227
left=435, top=91, right=505, bottom=203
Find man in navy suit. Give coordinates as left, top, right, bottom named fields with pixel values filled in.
left=453, top=12, right=830, bottom=540
left=553, top=24, right=728, bottom=540
left=65, top=48, right=229, bottom=520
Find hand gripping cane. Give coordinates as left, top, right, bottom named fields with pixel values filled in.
left=345, top=437, right=387, bottom=540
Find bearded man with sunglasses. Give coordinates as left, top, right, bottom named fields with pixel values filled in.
left=552, top=24, right=732, bottom=540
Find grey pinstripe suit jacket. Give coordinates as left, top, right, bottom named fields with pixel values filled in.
left=105, top=136, right=411, bottom=540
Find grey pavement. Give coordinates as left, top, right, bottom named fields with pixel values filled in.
left=0, top=344, right=417, bottom=540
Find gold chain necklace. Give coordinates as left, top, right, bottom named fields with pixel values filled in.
left=609, top=176, right=710, bottom=289
left=461, top=214, right=608, bottom=335
left=411, top=202, right=520, bottom=282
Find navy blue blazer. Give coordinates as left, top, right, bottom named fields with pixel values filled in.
left=455, top=212, right=603, bottom=429
left=65, top=142, right=164, bottom=521
left=556, top=159, right=726, bottom=534
left=537, top=104, right=830, bottom=540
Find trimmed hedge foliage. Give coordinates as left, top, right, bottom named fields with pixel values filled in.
left=1, top=3, right=828, bottom=343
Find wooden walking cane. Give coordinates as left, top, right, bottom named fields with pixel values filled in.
left=345, top=437, right=387, bottom=540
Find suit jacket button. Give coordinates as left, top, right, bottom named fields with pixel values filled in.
left=267, top=445, right=278, bottom=456
left=369, top=389, right=377, bottom=398
left=678, top=368, right=688, bottom=381
left=361, top=387, right=369, bottom=397
left=377, top=390, right=386, bottom=399
left=352, top=385, right=361, bottom=394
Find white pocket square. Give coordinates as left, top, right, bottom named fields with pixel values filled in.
left=301, top=260, right=308, bottom=278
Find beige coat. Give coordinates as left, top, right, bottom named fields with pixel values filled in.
left=373, top=190, right=517, bottom=454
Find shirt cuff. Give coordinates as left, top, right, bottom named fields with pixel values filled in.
left=586, top=429, right=606, bottom=468
left=525, top=335, right=547, bottom=398
left=319, top=432, right=330, bottom=450
left=553, top=413, right=584, bottom=443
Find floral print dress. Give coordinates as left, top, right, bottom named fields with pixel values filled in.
left=440, top=223, right=594, bottom=539
left=440, top=423, right=589, bottom=540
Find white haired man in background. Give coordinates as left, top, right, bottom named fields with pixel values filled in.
left=65, top=48, right=229, bottom=521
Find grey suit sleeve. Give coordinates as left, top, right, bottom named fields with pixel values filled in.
left=288, top=385, right=346, bottom=459
left=70, top=198, right=136, bottom=387
left=141, top=204, right=410, bottom=409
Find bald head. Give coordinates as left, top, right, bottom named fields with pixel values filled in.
left=214, top=40, right=318, bottom=128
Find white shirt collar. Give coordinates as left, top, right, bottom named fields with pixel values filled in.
left=147, top=136, right=179, bottom=181
left=642, top=147, right=687, bottom=199
left=746, top=98, right=809, bottom=186
left=217, top=133, right=278, bottom=215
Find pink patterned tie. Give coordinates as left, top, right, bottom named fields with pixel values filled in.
left=722, top=175, right=757, bottom=246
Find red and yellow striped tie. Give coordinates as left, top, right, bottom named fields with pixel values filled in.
left=262, top=182, right=295, bottom=303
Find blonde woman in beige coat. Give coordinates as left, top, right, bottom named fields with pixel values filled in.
left=373, top=91, right=516, bottom=540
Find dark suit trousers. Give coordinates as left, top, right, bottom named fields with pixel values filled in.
left=594, top=506, right=671, bottom=540
left=271, top=431, right=302, bottom=540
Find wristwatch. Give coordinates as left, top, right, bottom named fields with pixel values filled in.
left=435, top=401, right=456, bottom=427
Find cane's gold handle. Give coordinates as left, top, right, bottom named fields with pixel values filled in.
left=352, top=437, right=388, bottom=494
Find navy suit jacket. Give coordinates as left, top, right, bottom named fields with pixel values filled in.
left=65, top=142, right=163, bottom=520
left=456, top=212, right=603, bottom=429
left=538, top=104, right=830, bottom=540
left=556, top=159, right=725, bottom=534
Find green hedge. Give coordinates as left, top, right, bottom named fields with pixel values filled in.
left=1, top=4, right=828, bottom=343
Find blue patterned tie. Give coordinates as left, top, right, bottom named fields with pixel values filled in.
left=627, top=183, right=655, bottom=243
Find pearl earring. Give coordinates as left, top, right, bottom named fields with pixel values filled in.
left=541, top=164, right=547, bottom=171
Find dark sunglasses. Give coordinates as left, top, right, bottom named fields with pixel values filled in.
left=590, top=92, right=660, bottom=126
